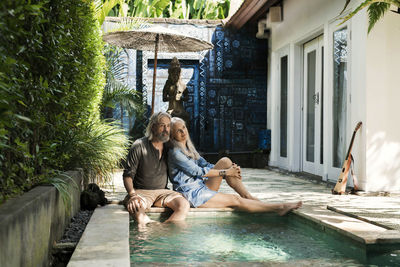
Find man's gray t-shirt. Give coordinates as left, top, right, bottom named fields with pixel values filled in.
left=122, top=137, right=168, bottom=189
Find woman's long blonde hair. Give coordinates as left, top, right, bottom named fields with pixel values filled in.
left=170, top=117, right=200, bottom=160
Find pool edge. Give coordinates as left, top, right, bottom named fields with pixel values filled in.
left=68, top=204, right=400, bottom=266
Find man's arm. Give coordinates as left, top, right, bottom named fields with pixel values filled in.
left=122, top=141, right=144, bottom=213
left=123, top=176, right=136, bottom=196
left=123, top=176, right=143, bottom=213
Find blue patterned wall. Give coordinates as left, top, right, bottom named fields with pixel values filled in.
left=199, top=26, right=268, bottom=152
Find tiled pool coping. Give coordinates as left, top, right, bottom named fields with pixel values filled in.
left=68, top=204, right=400, bottom=267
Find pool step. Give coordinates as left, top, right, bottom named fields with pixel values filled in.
left=293, top=205, right=400, bottom=248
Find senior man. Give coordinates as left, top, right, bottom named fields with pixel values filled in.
left=122, top=112, right=190, bottom=226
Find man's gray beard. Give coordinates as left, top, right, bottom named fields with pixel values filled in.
left=154, top=132, right=170, bottom=143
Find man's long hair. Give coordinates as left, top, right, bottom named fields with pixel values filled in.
left=145, top=111, right=171, bottom=141
left=170, top=117, right=200, bottom=160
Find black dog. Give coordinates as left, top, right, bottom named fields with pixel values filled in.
left=80, top=183, right=107, bottom=210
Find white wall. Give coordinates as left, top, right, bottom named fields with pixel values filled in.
left=268, top=0, right=368, bottom=186
left=268, top=0, right=400, bottom=192
left=365, top=10, right=400, bottom=192
left=270, top=0, right=349, bottom=51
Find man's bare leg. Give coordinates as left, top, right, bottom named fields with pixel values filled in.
left=124, top=196, right=155, bottom=227
left=155, top=196, right=190, bottom=223
left=133, top=208, right=155, bottom=228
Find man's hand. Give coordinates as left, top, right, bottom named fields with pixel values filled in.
left=126, top=195, right=145, bottom=214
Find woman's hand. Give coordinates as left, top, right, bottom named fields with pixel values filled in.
left=226, top=163, right=241, bottom=179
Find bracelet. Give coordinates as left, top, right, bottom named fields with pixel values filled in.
left=219, top=170, right=226, bottom=177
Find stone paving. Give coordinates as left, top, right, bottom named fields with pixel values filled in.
left=103, top=167, right=400, bottom=231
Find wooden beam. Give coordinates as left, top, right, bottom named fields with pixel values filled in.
left=237, top=0, right=269, bottom=29
left=248, top=0, right=281, bottom=25
left=226, top=0, right=266, bottom=29
left=225, top=0, right=282, bottom=30
left=236, top=0, right=268, bottom=29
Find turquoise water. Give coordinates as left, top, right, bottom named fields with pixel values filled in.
left=129, top=213, right=400, bottom=266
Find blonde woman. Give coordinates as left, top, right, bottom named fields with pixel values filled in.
left=168, top=117, right=302, bottom=215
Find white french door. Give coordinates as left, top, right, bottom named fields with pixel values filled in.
left=302, top=36, right=324, bottom=175
left=327, top=24, right=351, bottom=180
left=276, top=47, right=289, bottom=168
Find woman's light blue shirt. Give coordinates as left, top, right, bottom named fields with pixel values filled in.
left=168, top=147, right=217, bottom=207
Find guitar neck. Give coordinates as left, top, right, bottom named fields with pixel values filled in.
left=345, top=129, right=358, bottom=159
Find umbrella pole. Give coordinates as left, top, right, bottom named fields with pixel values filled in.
left=151, top=34, right=159, bottom=115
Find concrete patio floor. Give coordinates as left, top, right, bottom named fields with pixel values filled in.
left=68, top=167, right=400, bottom=266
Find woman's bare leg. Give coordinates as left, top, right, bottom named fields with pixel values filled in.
left=204, top=157, right=231, bottom=191
left=199, top=193, right=302, bottom=216
left=204, top=157, right=257, bottom=200
left=224, top=174, right=258, bottom=200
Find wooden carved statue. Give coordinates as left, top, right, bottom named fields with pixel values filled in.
left=163, top=57, right=190, bottom=125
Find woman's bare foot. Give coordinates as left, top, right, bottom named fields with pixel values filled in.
left=278, top=201, right=302, bottom=216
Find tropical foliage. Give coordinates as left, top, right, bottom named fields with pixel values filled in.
left=340, top=0, right=400, bottom=33
left=102, top=46, right=141, bottom=120
left=96, top=0, right=231, bottom=22
left=0, top=0, right=129, bottom=203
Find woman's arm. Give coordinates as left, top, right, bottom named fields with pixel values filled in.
left=169, top=149, right=212, bottom=177
left=197, top=156, right=214, bottom=169
left=203, top=165, right=240, bottom=178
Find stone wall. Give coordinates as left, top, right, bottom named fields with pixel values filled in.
left=0, top=170, right=82, bottom=267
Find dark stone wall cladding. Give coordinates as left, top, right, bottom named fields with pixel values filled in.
left=198, top=26, right=268, bottom=152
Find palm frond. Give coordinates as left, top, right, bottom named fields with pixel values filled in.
left=95, top=0, right=124, bottom=26
left=107, top=17, right=151, bottom=32
left=62, top=119, right=130, bottom=186
left=103, top=79, right=141, bottom=115
left=104, top=46, right=127, bottom=82
left=340, top=0, right=353, bottom=15
left=338, top=0, right=400, bottom=33
left=368, top=2, right=391, bottom=32
left=339, top=0, right=374, bottom=25
left=43, top=172, right=79, bottom=216
left=102, top=45, right=144, bottom=119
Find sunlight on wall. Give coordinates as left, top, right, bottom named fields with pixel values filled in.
left=366, top=132, right=400, bottom=192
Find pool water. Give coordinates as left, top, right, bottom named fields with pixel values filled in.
left=129, top=213, right=400, bottom=266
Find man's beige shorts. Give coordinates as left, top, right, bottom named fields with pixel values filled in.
left=123, top=189, right=183, bottom=210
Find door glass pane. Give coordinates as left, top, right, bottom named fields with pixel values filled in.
left=306, top=50, right=316, bottom=162
left=332, top=27, right=348, bottom=168
left=280, top=55, right=288, bottom=158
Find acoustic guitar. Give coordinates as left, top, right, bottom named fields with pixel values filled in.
left=332, top=121, right=362, bottom=195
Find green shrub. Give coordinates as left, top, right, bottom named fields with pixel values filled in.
left=0, top=0, right=129, bottom=203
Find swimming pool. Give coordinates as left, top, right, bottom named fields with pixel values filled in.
left=129, top=212, right=400, bottom=266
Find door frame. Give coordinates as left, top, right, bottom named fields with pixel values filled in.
left=274, top=46, right=290, bottom=168
left=302, top=35, right=324, bottom=176
left=326, top=20, right=352, bottom=182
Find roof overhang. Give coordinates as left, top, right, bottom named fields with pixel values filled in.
left=225, top=0, right=281, bottom=30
